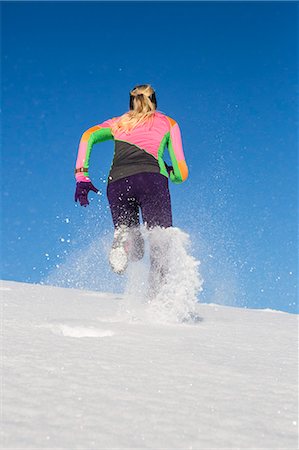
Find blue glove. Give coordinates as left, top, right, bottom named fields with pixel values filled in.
left=74, top=181, right=99, bottom=207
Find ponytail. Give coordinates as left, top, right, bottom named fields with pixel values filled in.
left=111, top=84, right=157, bottom=134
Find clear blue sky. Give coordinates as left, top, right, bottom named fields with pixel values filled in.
left=1, top=1, right=298, bottom=313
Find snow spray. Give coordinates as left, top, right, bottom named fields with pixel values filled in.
left=121, top=226, right=203, bottom=324
left=46, top=223, right=203, bottom=324
left=44, top=231, right=125, bottom=293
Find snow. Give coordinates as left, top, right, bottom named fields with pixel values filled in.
left=1, top=280, right=298, bottom=449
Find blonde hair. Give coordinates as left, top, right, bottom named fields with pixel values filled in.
left=111, top=84, right=157, bottom=134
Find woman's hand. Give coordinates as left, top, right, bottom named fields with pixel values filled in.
left=74, top=181, right=99, bottom=207
left=164, top=162, right=173, bottom=175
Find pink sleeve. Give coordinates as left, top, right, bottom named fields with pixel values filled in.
left=170, top=123, right=185, bottom=161
left=75, top=118, right=115, bottom=182
left=166, top=116, right=188, bottom=183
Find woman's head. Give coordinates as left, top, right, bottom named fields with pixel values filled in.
left=129, top=84, right=157, bottom=112
left=111, top=84, right=157, bottom=134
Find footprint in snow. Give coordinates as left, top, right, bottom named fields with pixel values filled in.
left=40, top=324, right=115, bottom=338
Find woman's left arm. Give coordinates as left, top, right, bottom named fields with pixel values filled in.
left=74, top=119, right=114, bottom=207
left=75, top=119, right=114, bottom=182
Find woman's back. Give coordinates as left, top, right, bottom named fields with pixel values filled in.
left=111, top=111, right=171, bottom=157
left=76, top=111, right=188, bottom=184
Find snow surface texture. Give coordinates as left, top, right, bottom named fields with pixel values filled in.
left=1, top=280, right=298, bottom=449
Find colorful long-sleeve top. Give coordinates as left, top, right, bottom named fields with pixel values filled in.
left=75, top=111, right=188, bottom=184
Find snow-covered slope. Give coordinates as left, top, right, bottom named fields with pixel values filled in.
left=1, top=280, right=298, bottom=449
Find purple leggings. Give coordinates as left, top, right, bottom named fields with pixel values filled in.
left=107, top=172, right=172, bottom=229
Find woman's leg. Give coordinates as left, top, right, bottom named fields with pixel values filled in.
left=137, top=173, right=172, bottom=229
left=107, top=178, right=140, bottom=229
left=135, top=173, right=173, bottom=298
left=107, top=178, right=144, bottom=273
left=147, top=230, right=170, bottom=299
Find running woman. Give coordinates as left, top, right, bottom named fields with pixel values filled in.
left=74, top=84, right=188, bottom=284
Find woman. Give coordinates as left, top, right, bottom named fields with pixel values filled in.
left=74, top=84, right=188, bottom=281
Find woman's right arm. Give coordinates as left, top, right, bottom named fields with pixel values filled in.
left=166, top=117, right=189, bottom=184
